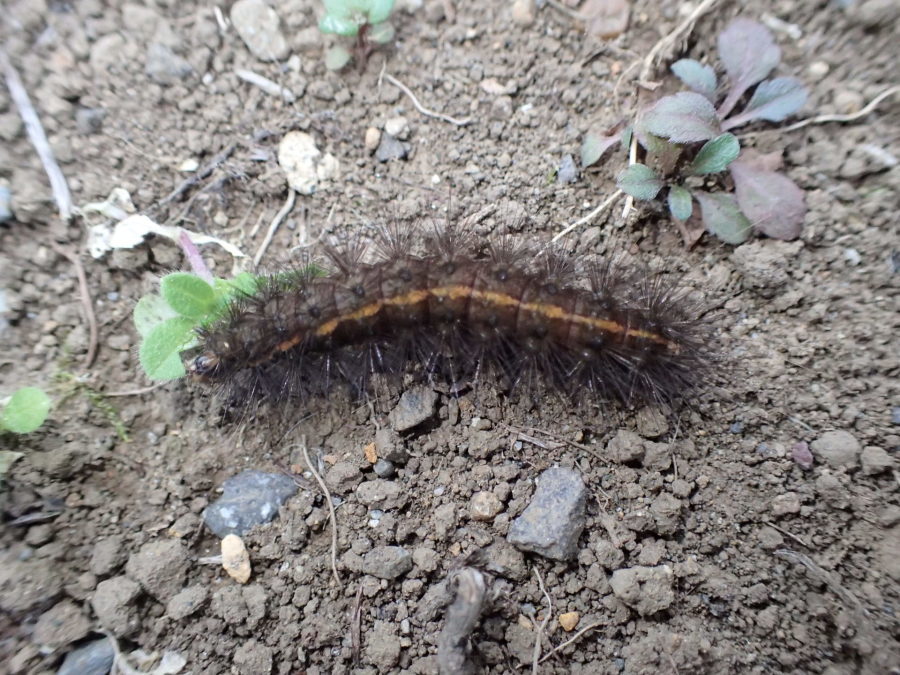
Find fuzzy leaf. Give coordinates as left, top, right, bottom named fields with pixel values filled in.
left=616, top=163, right=664, bottom=200
left=324, top=45, right=352, bottom=70
left=160, top=273, right=216, bottom=319
left=139, top=317, right=196, bottom=381
left=723, top=77, right=808, bottom=129
left=134, top=293, right=178, bottom=337
left=642, top=92, right=721, bottom=143
left=694, top=191, right=753, bottom=245
left=1, top=387, right=51, bottom=434
left=671, top=59, right=717, bottom=101
left=688, top=133, right=740, bottom=175
left=729, top=159, right=806, bottom=240
left=319, top=14, right=361, bottom=36
left=667, top=185, right=693, bottom=221
left=581, top=131, right=620, bottom=167
left=716, top=19, right=781, bottom=118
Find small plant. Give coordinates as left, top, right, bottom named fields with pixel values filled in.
left=0, top=387, right=51, bottom=434
left=319, top=0, right=396, bottom=71
left=582, top=18, right=809, bottom=245
left=136, top=271, right=258, bottom=381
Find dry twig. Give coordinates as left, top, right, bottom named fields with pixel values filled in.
left=380, top=69, right=472, bottom=127
left=351, top=585, right=364, bottom=666
left=47, top=241, right=98, bottom=369
left=158, top=142, right=237, bottom=207
left=531, top=568, right=553, bottom=675
left=253, top=188, right=296, bottom=267
left=0, top=49, right=73, bottom=221
left=552, top=190, right=623, bottom=243
left=301, top=438, right=343, bottom=588
left=538, top=620, right=605, bottom=665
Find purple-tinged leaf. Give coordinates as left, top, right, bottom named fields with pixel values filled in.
left=671, top=59, right=717, bottom=102
left=581, top=131, right=620, bottom=167
left=642, top=92, right=721, bottom=143
left=717, top=19, right=781, bottom=118
left=729, top=159, right=806, bottom=240
left=694, top=191, right=752, bottom=244
left=616, top=163, right=664, bottom=200
left=688, top=133, right=740, bottom=175
left=722, top=77, right=808, bottom=129
left=667, top=185, right=693, bottom=221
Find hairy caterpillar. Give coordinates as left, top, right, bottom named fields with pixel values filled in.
left=188, top=226, right=712, bottom=407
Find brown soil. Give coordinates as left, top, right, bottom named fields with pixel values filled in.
left=1, top=0, right=898, bottom=673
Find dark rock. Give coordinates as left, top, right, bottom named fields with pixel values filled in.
left=375, top=133, right=410, bottom=162
left=507, top=467, right=586, bottom=560
left=57, top=638, right=115, bottom=675
left=203, top=470, right=298, bottom=537
left=390, top=386, right=437, bottom=431
left=373, top=458, right=396, bottom=478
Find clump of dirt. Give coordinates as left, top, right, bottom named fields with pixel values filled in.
left=1, top=0, right=898, bottom=673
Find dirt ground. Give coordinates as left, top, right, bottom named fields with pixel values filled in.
left=1, top=0, right=898, bottom=673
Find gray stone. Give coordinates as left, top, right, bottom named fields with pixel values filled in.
left=861, top=446, right=893, bottom=475
left=365, top=620, right=402, bottom=669
left=610, top=565, right=675, bottom=616
left=231, top=0, right=289, bottom=61
left=606, top=429, right=644, bottom=464
left=375, top=133, right=410, bottom=162
left=33, top=601, right=91, bottom=649
left=362, top=546, right=413, bottom=579
left=507, top=467, right=586, bottom=560
left=57, top=638, right=115, bottom=675
left=374, top=428, right=408, bottom=463
left=166, top=585, right=209, bottom=620
left=203, top=470, right=298, bottom=537
left=810, top=430, right=861, bottom=469
left=356, top=479, right=407, bottom=510
left=483, top=540, right=527, bottom=581
left=145, top=43, right=192, bottom=84
left=91, top=576, right=142, bottom=636
left=557, top=153, right=577, bottom=183
left=0, top=557, right=62, bottom=613
left=125, top=539, right=189, bottom=602
left=373, top=458, right=396, bottom=478
left=390, top=387, right=438, bottom=431
left=324, top=461, right=363, bottom=493
left=89, top=536, right=126, bottom=577
left=233, top=638, right=274, bottom=675
left=0, top=184, right=11, bottom=223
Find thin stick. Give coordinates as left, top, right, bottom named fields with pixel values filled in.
left=764, top=520, right=810, bottom=549
left=47, top=241, right=98, bottom=368
left=158, top=142, right=237, bottom=207
left=253, top=188, right=296, bottom=267
left=103, top=383, right=166, bottom=397
left=301, top=438, right=342, bottom=588
left=538, top=620, right=604, bottom=664
left=532, top=568, right=552, bottom=675
left=380, top=71, right=472, bottom=127
left=740, top=85, right=900, bottom=138
left=551, top=190, right=623, bottom=243
left=351, top=585, right=364, bottom=666
left=0, top=49, right=73, bottom=220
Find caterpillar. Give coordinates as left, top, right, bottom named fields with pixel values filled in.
left=188, top=226, right=713, bottom=408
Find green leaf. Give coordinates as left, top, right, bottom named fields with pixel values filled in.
left=620, top=126, right=633, bottom=150
left=616, top=163, right=664, bottom=201
left=671, top=59, right=717, bottom=101
left=641, top=92, right=721, bottom=143
left=319, top=14, right=361, bottom=36
left=693, top=191, right=753, bottom=244
left=325, top=45, right=352, bottom=70
left=580, top=131, right=620, bottom=167
left=139, top=317, right=197, bottom=381
left=160, top=273, right=216, bottom=319
left=366, top=0, right=395, bottom=24
left=667, top=185, right=693, bottom=221
left=133, top=293, right=178, bottom=337
left=688, top=133, right=740, bottom=175
left=1, top=387, right=51, bottom=434
left=723, top=77, right=808, bottom=129
left=369, top=20, right=395, bottom=43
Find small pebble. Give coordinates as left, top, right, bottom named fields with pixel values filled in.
left=222, top=534, right=251, bottom=584
left=557, top=154, right=578, bottom=184
left=364, top=126, right=381, bottom=153
left=559, top=611, right=580, bottom=632
left=469, top=491, right=503, bottom=521
left=373, top=459, right=396, bottom=478
left=384, top=116, right=409, bottom=140
left=511, top=0, right=536, bottom=25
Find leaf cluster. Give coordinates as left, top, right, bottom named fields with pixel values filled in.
left=0, top=387, right=51, bottom=434
left=582, top=18, right=809, bottom=245
left=135, top=272, right=258, bottom=381
left=319, top=0, right=396, bottom=70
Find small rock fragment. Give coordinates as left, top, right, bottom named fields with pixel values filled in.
left=810, top=430, right=861, bottom=469
left=606, top=429, right=644, bottom=464
left=90, top=536, right=126, bottom=577
left=384, top=116, right=409, bottom=140
left=166, top=585, right=209, bottom=620
left=860, top=446, right=893, bottom=475
left=507, top=467, right=586, bottom=560
left=469, top=491, right=503, bottom=521
left=230, top=0, right=289, bottom=61
left=325, top=461, right=364, bottom=493
left=91, top=576, right=142, bottom=636
left=375, top=133, right=409, bottom=162
left=356, top=478, right=408, bottom=510
left=364, top=126, right=381, bottom=153
left=278, top=130, right=340, bottom=195
left=511, top=0, right=536, bottom=25
left=373, top=458, right=396, bottom=478
left=483, top=540, right=528, bottom=581
left=390, top=386, right=438, bottom=431
left=145, top=43, right=192, bottom=84
left=771, top=492, right=801, bottom=516
left=364, top=441, right=378, bottom=463
left=203, top=470, right=298, bottom=537
left=57, top=638, right=115, bottom=675
left=557, top=154, right=577, bottom=184
left=635, top=406, right=668, bottom=438
left=233, top=639, right=274, bottom=675
left=32, top=601, right=91, bottom=649
left=559, top=611, right=580, bottom=632
left=222, top=534, right=252, bottom=584
left=125, top=540, right=189, bottom=602
left=0, top=185, right=11, bottom=223
left=362, top=546, right=413, bottom=579
left=791, top=441, right=814, bottom=470
left=610, top=565, right=675, bottom=616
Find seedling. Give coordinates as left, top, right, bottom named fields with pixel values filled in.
left=0, top=387, right=51, bottom=434
left=318, top=0, right=396, bottom=71
left=582, top=18, right=809, bottom=245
